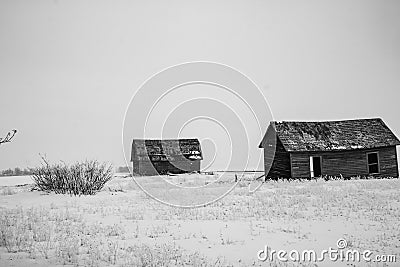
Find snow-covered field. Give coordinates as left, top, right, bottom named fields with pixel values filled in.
left=0, top=174, right=399, bottom=266
left=0, top=175, right=34, bottom=187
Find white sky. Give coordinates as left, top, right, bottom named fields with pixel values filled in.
left=0, top=0, right=399, bottom=171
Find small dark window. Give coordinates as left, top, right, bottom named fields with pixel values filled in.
left=367, top=152, right=379, bottom=174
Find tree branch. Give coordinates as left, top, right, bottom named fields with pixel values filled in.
left=0, top=129, right=17, bottom=145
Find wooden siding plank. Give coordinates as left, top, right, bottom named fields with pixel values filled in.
left=290, top=146, right=399, bottom=178
left=265, top=138, right=291, bottom=179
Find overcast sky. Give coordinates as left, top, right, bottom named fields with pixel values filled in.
left=0, top=0, right=399, bottom=171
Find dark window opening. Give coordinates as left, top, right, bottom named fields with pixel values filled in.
left=310, top=156, right=322, bottom=177
left=367, top=152, right=379, bottom=174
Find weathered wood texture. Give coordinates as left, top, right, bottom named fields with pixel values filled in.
left=131, top=139, right=202, bottom=161
left=260, top=118, right=400, bottom=179
left=264, top=138, right=291, bottom=179
left=131, top=138, right=202, bottom=176
left=266, top=118, right=400, bottom=151
left=132, top=159, right=200, bottom=176
left=290, top=146, right=399, bottom=178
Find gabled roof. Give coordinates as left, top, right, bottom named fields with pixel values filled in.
left=259, top=118, right=400, bottom=152
left=131, top=138, right=203, bottom=161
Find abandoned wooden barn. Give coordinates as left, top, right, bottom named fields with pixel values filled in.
left=131, top=139, right=202, bottom=176
left=259, top=118, right=400, bottom=179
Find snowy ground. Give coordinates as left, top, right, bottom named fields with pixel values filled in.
left=0, top=175, right=34, bottom=187
left=0, top=174, right=399, bottom=266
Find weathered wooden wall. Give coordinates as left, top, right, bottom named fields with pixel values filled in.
left=290, top=146, right=399, bottom=178
left=264, top=138, right=291, bottom=179
left=132, top=160, right=201, bottom=176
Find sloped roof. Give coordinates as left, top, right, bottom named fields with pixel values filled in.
left=131, top=138, right=203, bottom=161
left=259, top=118, right=400, bottom=152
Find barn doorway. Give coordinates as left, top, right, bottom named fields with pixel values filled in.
left=310, top=156, right=322, bottom=177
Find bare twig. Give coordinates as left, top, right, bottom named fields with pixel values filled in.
left=0, top=129, right=17, bottom=145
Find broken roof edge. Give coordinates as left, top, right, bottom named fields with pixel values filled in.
left=285, top=144, right=400, bottom=153
left=131, top=138, right=200, bottom=142
left=274, top=117, right=383, bottom=124
left=376, top=119, right=400, bottom=145
left=131, top=138, right=203, bottom=162
left=258, top=121, right=278, bottom=148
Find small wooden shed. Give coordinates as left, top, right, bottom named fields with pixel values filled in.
left=131, top=139, right=202, bottom=176
left=259, top=118, right=400, bottom=179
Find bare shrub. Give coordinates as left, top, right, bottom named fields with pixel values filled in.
left=32, top=158, right=113, bottom=195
